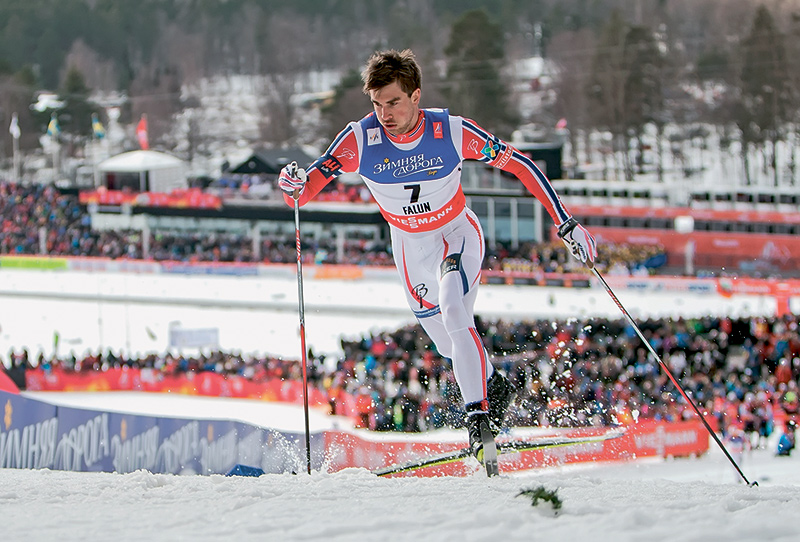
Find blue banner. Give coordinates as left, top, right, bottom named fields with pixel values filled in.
left=0, top=393, right=58, bottom=469
left=0, top=391, right=321, bottom=476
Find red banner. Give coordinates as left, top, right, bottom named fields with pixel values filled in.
left=80, top=188, right=222, bottom=209
left=25, top=367, right=329, bottom=408
left=326, top=420, right=709, bottom=477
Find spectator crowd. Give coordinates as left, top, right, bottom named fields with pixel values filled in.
left=5, top=313, right=799, bottom=449
left=3, top=179, right=798, bottom=450
left=1, top=180, right=663, bottom=275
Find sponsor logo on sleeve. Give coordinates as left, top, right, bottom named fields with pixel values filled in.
left=481, top=136, right=500, bottom=160
left=494, top=146, right=513, bottom=169
left=318, top=154, right=343, bottom=178
left=335, top=147, right=356, bottom=162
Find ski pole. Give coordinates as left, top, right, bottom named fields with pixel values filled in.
left=290, top=162, right=312, bottom=475
left=589, top=263, right=756, bottom=486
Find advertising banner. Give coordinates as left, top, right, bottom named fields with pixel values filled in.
left=326, top=421, right=710, bottom=477
left=0, top=391, right=319, bottom=476
left=25, top=368, right=331, bottom=409
left=0, top=393, right=58, bottom=469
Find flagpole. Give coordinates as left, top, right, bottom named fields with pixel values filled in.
left=52, top=144, right=59, bottom=181
left=9, top=112, right=20, bottom=183
left=93, top=131, right=100, bottom=188
left=12, top=131, right=20, bottom=183
left=48, top=113, right=60, bottom=182
left=91, top=113, right=105, bottom=188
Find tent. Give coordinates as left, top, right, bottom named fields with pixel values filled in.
left=98, top=150, right=187, bottom=193
left=229, top=147, right=316, bottom=175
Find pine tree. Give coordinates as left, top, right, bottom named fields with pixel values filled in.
left=622, top=25, right=663, bottom=178
left=737, top=5, right=791, bottom=186
left=60, top=68, right=91, bottom=135
left=443, top=9, right=517, bottom=137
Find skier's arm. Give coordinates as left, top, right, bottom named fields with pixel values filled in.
left=460, top=118, right=571, bottom=224
left=459, top=118, right=596, bottom=263
left=280, top=126, right=361, bottom=207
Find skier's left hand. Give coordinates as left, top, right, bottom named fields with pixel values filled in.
left=557, top=217, right=597, bottom=264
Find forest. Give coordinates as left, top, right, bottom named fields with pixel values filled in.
left=1, top=0, right=799, bottom=185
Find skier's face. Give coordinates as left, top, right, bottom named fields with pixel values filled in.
left=369, top=81, right=421, bottom=137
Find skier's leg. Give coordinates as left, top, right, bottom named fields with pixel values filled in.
left=438, top=249, right=489, bottom=407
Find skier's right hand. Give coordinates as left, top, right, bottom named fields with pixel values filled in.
left=278, top=162, right=308, bottom=198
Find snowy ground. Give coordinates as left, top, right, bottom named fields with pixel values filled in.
left=0, top=268, right=776, bottom=362
left=0, top=269, right=796, bottom=541
left=2, top=392, right=799, bottom=542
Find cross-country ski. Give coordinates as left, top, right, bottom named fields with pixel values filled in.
left=374, top=428, right=627, bottom=477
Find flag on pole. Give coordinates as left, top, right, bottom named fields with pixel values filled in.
left=136, top=114, right=149, bottom=150
left=92, top=113, right=105, bottom=139
left=47, top=113, right=60, bottom=137
left=9, top=113, right=20, bottom=139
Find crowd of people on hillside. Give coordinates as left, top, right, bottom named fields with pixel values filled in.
left=0, top=180, right=662, bottom=275
left=5, top=313, right=799, bottom=450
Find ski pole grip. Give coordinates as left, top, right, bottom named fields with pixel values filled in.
left=288, top=161, right=301, bottom=201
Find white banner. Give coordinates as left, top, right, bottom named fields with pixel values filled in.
left=168, top=327, right=219, bottom=348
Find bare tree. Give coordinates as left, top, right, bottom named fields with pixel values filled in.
left=588, top=10, right=629, bottom=181
left=61, top=40, right=117, bottom=92
left=255, top=14, right=310, bottom=147
left=736, top=5, right=792, bottom=186
left=550, top=29, right=596, bottom=170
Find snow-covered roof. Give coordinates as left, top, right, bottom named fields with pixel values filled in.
left=98, top=150, right=184, bottom=173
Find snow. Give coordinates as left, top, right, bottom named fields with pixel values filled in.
left=2, top=392, right=800, bottom=542
left=0, top=259, right=797, bottom=541
left=0, top=268, right=776, bottom=361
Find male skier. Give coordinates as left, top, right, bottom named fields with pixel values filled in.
left=278, top=49, right=596, bottom=465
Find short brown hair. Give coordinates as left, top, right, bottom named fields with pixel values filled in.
left=361, top=49, right=421, bottom=96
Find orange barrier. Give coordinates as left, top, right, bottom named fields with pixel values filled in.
left=313, top=265, right=365, bottom=280
left=326, top=420, right=709, bottom=477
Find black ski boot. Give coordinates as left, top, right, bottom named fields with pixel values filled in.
left=487, top=370, right=517, bottom=435
left=465, top=402, right=499, bottom=476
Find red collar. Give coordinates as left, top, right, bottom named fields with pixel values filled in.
left=385, top=111, right=425, bottom=144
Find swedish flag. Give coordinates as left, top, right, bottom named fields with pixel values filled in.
left=92, top=113, right=105, bottom=139
left=47, top=113, right=60, bottom=136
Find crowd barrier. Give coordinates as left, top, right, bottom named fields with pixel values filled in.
left=24, top=367, right=343, bottom=416
left=2, top=252, right=795, bottom=302
left=326, top=420, right=709, bottom=477
left=0, top=390, right=318, bottom=475
left=1, top=386, right=710, bottom=478
left=1, top=254, right=797, bottom=316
